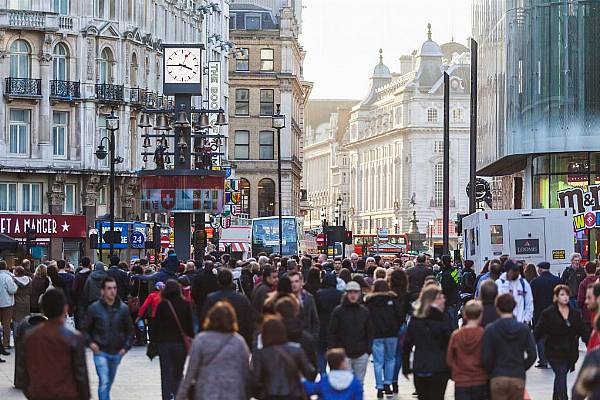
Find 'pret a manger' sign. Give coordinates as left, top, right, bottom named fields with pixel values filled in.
left=558, top=186, right=600, bottom=231
left=0, top=214, right=87, bottom=238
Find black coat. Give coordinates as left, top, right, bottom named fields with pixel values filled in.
left=82, top=298, right=134, bottom=354
left=328, top=297, right=373, bottom=358
left=530, top=271, right=562, bottom=324
left=107, top=266, right=130, bottom=301
left=534, top=304, right=585, bottom=369
left=406, top=265, right=435, bottom=302
left=151, top=297, right=194, bottom=343
left=203, top=288, right=254, bottom=347
left=315, top=275, right=343, bottom=345
left=480, top=301, right=499, bottom=328
left=251, top=343, right=317, bottom=399
left=364, top=291, right=405, bottom=338
left=402, top=307, right=452, bottom=375
left=299, top=291, right=320, bottom=340
left=283, top=317, right=318, bottom=370
left=439, top=267, right=461, bottom=306
left=191, top=267, right=219, bottom=315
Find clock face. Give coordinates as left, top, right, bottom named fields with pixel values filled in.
left=164, top=47, right=201, bottom=84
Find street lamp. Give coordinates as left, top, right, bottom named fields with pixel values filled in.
left=335, top=196, right=343, bottom=226
left=272, top=103, right=286, bottom=256
left=95, top=108, right=121, bottom=259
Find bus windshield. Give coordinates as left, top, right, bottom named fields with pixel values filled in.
left=252, top=217, right=299, bottom=256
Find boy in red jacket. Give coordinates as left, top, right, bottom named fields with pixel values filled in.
left=446, top=300, right=488, bottom=400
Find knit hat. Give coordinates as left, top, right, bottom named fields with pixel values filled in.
left=345, top=281, right=361, bottom=292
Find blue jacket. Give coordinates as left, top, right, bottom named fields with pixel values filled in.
left=530, top=271, right=562, bottom=324
left=303, top=371, right=363, bottom=400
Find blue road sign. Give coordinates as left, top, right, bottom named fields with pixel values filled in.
left=129, top=231, right=146, bottom=249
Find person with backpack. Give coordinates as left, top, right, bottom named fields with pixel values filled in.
left=460, top=260, right=477, bottom=296
left=303, top=348, right=363, bottom=400
left=439, top=255, right=461, bottom=329
left=495, top=260, right=533, bottom=324
left=562, top=252, right=586, bottom=309
left=82, top=262, right=109, bottom=310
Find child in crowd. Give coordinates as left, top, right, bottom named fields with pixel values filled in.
left=303, top=348, right=363, bottom=400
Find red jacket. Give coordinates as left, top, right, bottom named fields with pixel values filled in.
left=138, top=291, right=161, bottom=318
left=588, top=311, right=600, bottom=352
left=577, top=275, right=598, bottom=323
left=446, top=325, right=488, bottom=387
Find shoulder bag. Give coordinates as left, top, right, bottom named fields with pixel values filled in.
left=166, top=300, right=193, bottom=353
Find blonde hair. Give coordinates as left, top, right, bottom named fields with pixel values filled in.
left=34, top=264, right=47, bottom=278
left=404, top=261, right=415, bottom=269
left=413, top=285, right=442, bottom=319
left=374, top=267, right=386, bottom=280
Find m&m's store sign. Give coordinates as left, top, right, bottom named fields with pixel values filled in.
left=558, top=185, right=600, bottom=231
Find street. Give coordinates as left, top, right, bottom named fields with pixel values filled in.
left=0, top=344, right=585, bottom=399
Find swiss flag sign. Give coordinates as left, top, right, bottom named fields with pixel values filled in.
left=161, top=190, right=176, bottom=210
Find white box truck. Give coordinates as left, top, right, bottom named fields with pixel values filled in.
left=462, top=209, right=574, bottom=273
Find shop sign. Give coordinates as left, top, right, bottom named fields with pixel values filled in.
left=558, top=185, right=600, bottom=231
left=140, top=175, right=224, bottom=213
left=515, top=239, right=540, bottom=255
left=0, top=214, right=86, bottom=238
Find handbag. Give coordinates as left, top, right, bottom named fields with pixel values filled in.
left=128, top=279, right=141, bottom=314
left=166, top=300, right=193, bottom=353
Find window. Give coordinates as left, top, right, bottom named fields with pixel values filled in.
left=452, top=108, right=463, bottom=123
left=99, top=48, right=113, bottom=84
left=235, top=89, right=249, bottom=116
left=240, top=178, right=250, bottom=217
left=260, top=48, right=274, bottom=71
left=236, top=48, right=249, bottom=71
left=245, top=14, right=261, bottom=30
left=10, top=40, right=30, bottom=78
left=97, top=0, right=116, bottom=19
left=229, top=13, right=236, bottom=29
left=260, top=89, right=274, bottom=116
left=54, top=0, right=68, bottom=14
left=259, top=131, right=274, bottom=160
left=258, top=179, right=275, bottom=217
left=99, top=187, right=107, bottom=205
left=64, top=184, right=76, bottom=214
left=0, top=184, right=17, bottom=212
left=433, top=162, right=443, bottom=207
left=9, top=0, right=31, bottom=9
left=427, top=108, right=438, bottom=123
left=21, top=183, right=41, bottom=213
left=234, top=131, right=250, bottom=159
left=433, top=140, right=444, bottom=153
left=9, top=109, right=30, bottom=155
left=52, top=111, right=68, bottom=157
left=53, top=43, right=69, bottom=81
left=98, top=116, right=108, bottom=167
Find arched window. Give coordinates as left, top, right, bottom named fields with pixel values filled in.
left=433, top=162, right=444, bottom=207
left=240, top=178, right=250, bottom=217
left=427, top=108, right=438, bottom=123
left=130, top=53, right=138, bottom=87
left=53, top=43, right=69, bottom=81
left=258, top=178, right=275, bottom=217
left=10, top=40, right=30, bottom=78
left=99, top=48, right=113, bottom=84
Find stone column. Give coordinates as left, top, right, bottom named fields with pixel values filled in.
left=120, top=177, right=139, bottom=262
left=82, top=176, right=100, bottom=259
left=38, top=34, right=53, bottom=160
left=48, top=174, right=65, bottom=260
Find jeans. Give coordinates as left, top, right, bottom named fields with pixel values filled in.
left=158, top=342, right=187, bottom=400
left=536, top=337, right=547, bottom=365
left=93, top=352, right=123, bottom=400
left=413, top=373, right=450, bottom=400
left=347, top=353, right=369, bottom=384
left=393, top=323, right=407, bottom=383
left=455, top=384, right=488, bottom=400
left=550, top=361, right=569, bottom=400
left=372, top=337, right=397, bottom=389
left=447, top=304, right=459, bottom=330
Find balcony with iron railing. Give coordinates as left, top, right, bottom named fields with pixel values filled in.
left=4, top=77, right=42, bottom=98
left=95, top=83, right=124, bottom=103
left=0, top=10, right=59, bottom=31
left=50, top=80, right=80, bottom=100
left=128, top=87, right=147, bottom=107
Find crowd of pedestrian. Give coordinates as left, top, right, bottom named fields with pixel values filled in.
left=1, top=250, right=600, bottom=400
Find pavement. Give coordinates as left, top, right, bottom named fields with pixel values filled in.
left=0, top=343, right=586, bottom=399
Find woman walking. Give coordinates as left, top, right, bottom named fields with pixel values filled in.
left=30, top=265, right=50, bottom=314
left=403, top=284, right=453, bottom=400
left=176, top=301, right=250, bottom=400
left=153, top=280, right=194, bottom=400
left=251, top=315, right=316, bottom=400
left=365, top=279, right=406, bottom=398
left=389, top=268, right=410, bottom=394
left=12, top=266, right=32, bottom=323
left=534, top=284, right=586, bottom=400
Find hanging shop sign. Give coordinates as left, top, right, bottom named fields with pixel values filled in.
left=558, top=185, right=600, bottom=231
left=0, top=214, right=86, bottom=238
left=208, top=61, right=221, bottom=111
left=140, top=175, right=224, bottom=213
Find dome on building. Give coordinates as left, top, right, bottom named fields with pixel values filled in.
left=418, top=23, right=443, bottom=57
left=372, top=49, right=392, bottom=78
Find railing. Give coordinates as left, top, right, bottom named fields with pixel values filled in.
left=58, top=16, right=73, bottom=30
left=50, top=80, right=80, bottom=99
left=95, top=83, right=124, bottom=102
left=129, top=87, right=146, bottom=106
left=8, top=10, right=44, bottom=28
left=4, top=77, right=42, bottom=96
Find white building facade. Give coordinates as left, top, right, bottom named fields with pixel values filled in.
left=0, top=0, right=229, bottom=262
left=347, top=29, right=471, bottom=247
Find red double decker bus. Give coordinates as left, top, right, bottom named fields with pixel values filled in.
left=353, top=233, right=409, bottom=255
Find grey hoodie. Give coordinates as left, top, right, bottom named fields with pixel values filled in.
left=328, top=370, right=354, bottom=391
left=83, top=262, right=108, bottom=305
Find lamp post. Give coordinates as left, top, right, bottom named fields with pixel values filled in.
left=272, top=104, right=286, bottom=256
left=335, top=196, right=342, bottom=226
left=95, top=108, right=121, bottom=258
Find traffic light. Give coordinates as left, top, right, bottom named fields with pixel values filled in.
left=455, top=213, right=468, bottom=236
left=344, top=230, right=353, bottom=245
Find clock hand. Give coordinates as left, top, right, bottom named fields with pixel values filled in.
left=179, top=64, right=193, bottom=71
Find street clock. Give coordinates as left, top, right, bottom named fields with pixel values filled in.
left=162, top=44, right=204, bottom=95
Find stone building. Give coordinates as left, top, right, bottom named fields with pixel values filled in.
left=0, top=0, right=229, bottom=263
left=228, top=0, right=311, bottom=219
left=347, top=27, right=471, bottom=248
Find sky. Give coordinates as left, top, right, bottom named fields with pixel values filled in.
left=300, top=0, right=472, bottom=100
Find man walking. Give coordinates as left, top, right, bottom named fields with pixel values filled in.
left=439, top=255, right=461, bottom=328
left=482, top=294, right=537, bottom=400
left=562, top=252, right=586, bottom=309
left=496, top=260, right=534, bottom=324
left=106, top=256, right=129, bottom=302
left=328, top=281, right=373, bottom=384
left=0, top=260, right=17, bottom=352
left=289, top=271, right=320, bottom=339
left=23, top=288, right=90, bottom=400
left=578, top=262, right=599, bottom=343
left=82, top=276, right=133, bottom=400
left=251, top=266, right=278, bottom=315
left=406, top=254, right=434, bottom=302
